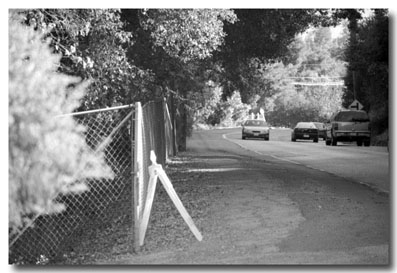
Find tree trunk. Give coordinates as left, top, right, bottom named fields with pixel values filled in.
left=176, top=102, right=187, bottom=152
left=168, top=93, right=177, bottom=156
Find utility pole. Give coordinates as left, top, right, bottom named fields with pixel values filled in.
left=352, top=71, right=357, bottom=100
left=347, top=10, right=361, bottom=102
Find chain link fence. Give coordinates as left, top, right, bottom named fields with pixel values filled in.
left=9, top=105, right=135, bottom=264
left=9, top=99, right=175, bottom=264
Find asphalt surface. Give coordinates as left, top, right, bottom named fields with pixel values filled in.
left=224, top=127, right=390, bottom=194
left=185, top=128, right=390, bottom=264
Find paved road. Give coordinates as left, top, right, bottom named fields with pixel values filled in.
left=224, top=128, right=390, bottom=194
left=88, top=128, right=390, bottom=265
left=184, top=128, right=390, bottom=264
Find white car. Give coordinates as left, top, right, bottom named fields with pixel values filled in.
left=242, top=119, right=270, bottom=141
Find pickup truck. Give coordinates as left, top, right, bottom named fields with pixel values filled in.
left=325, top=110, right=371, bottom=146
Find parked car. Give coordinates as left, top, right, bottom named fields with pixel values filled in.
left=291, top=122, right=319, bottom=142
left=325, top=109, right=371, bottom=146
left=242, top=119, right=270, bottom=140
left=313, top=122, right=326, bottom=140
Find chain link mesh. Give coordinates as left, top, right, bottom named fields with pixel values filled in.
left=9, top=100, right=175, bottom=264
left=9, top=107, right=135, bottom=264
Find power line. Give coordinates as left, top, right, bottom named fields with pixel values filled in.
left=291, top=81, right=344, bottom=86
left=285, top=76, right=344, bottom=79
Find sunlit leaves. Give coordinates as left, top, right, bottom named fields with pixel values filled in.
left=250, top=26, right=348, bottom=126
left=18, top=9, right=152, bottom=109
left=142, top=9, right=237, bottom=62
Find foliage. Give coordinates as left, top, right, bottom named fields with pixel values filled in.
left=218, top=9, right=334, bottom=97
left=191, top=82, right=223, bottom=126
left=17, top=9, right=341, bottom=149
left=20, top=9, right=152, bottom=110
left=227, top=26, right=346, bottom=128
left=141, top=9, right=237, bottom=63
left=9, top=14, right=113, bottom=232
left=121, top=9, right=236, bottom=91
left=291, top=27, right=346, bottom=117
left=343, top=9, right=388, bottom=136
left=121, top=9, right=238, bottom=150
left=15, top=7, right=239, bottom=155
left=15, top=9, right=354, bottom=149
left=218, top=91, right=251, bottom=127
left=192, top=83, right=250, bottom=128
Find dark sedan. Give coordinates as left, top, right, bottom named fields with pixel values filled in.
left=291, top=122, right=319, bottom=143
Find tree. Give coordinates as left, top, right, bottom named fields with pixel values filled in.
left=217, top=9, right=334, bottom=99
left=17, top=9, right=347, bottom=150
left=9, top=13, right=113, bottom=233
left=18, top=8, right=239, bottom=151
left=342, top=9, right=388, bottom=139
left=258, top=26, right=347, bottom=126
left=141, top=9, right=237, bottom=63
left=20, top=9, right=151, bottom=110
left=200, top=89, right=250, bottom=127
left=191, top=81, right=223, bottom=127
left=219, top=91, right=251, bottom=127
left=121, top=9, right=237, bottom=151
left=293, top=27, right=346, bottom=118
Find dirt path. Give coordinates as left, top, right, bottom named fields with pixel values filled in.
left=57, top=129, right=389, bottom=265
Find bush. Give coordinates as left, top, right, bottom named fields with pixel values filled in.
left=9, top=13, right=113, bottom=233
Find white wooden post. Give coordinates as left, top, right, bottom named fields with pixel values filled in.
left=133, top=102, right=143, bottom=251
left=138, top=152, right=160, bottom=246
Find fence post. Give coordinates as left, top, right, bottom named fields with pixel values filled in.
left=169, top=93, right=177, bottom=156
left=164, top=98, right=173, bottom=160
left=133, top=102, right=143, bottom=252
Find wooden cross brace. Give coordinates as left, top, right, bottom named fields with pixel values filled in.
left=138, top=151, right=203, bottom=246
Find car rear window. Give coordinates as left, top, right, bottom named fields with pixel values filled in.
left=313, top=123, right=325, bottom=129
left=334, top=111, right=369, bottom=122
left=244, top=120, right=267, bottom=126
left=296, top=122, right=316, bottom=129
